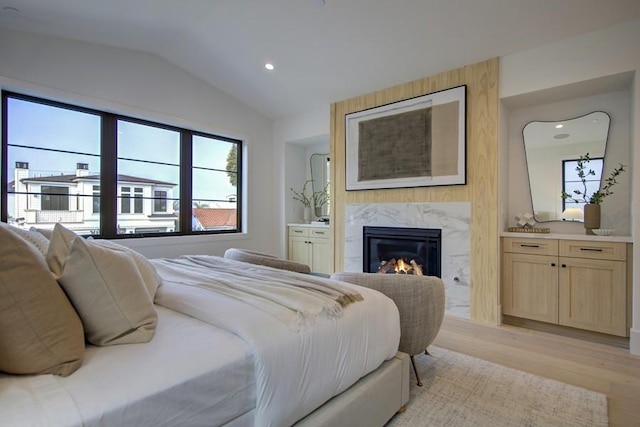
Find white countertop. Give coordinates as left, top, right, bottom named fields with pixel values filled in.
left=501, top=231, right=632, bottom=243
left=288, top=223, right=330, bottom=228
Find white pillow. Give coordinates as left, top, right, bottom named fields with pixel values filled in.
left=88, top=239, right=162, bottom=298
left=46, top=223, right=161, bottom=298
left=7, top=226, right=49, bottom=256
left=58, top=237, right=157, bottom=346
left=46, top=223, right=78, bottom=278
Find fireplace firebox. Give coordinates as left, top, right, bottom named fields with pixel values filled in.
left=363, top=226, right=441, bottom=276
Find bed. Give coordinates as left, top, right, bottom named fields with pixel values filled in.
left=0, top=223, right=409, bottom=427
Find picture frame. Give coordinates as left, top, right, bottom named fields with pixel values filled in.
left=345, top=85, right=466, bottom=190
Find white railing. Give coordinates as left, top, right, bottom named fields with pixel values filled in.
left=34, top=210, right=84, bottom=223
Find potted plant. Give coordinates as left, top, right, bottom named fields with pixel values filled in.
left=291, top=180, right=313, bottom=223
left=561, top=153, right=626, bottom=234
left=312, top=182, right=330, bottom=219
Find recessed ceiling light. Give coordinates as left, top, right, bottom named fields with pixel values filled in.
left=555, top=124, right=563, bottom=129
left=554, top=133, right=570, bottom=139
left=265, top=63, right=275, bottom=71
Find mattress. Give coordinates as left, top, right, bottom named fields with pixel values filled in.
left=153, top=256, right=401, bottom=427
left=0, top=306, right=255, bottom=427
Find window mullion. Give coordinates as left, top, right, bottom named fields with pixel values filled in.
left=180, top=131, right=192, bottom=234
left=1, top=93, right=8, bottom=223
left=101, top=114, right=117, bottom=237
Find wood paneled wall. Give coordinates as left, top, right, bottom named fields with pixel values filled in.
left=330, top=58, right=500, bottom=324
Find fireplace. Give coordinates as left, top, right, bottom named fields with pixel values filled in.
left=363, top=226, right=441, bottom=276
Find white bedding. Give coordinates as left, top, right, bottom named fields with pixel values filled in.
left=153, top=256, right=401, bottom=427
left=0, top=306, right=255, bottom=427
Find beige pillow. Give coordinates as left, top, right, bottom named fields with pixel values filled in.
left=58, top=237, right=158, bottom=346
left=88, top=239, right=162, bottom=298
left=7, top=225, right=50, bottom=256
left=31, top=226, right=53, bottom=240
left=46, top=222, right=79, bottom=278
left=0, top=223, right=84, bottom=376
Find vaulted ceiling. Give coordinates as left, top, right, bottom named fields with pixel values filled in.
left=1, top=0, right=639, bottom=119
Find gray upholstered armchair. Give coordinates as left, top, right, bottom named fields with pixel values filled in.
left=224, top=248, right=312, bottom=274
left=330, top=272, right=445, bottom=387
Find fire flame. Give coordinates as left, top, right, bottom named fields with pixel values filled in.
left=377, top=258, right=423, bottom=275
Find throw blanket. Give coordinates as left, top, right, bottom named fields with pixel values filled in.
left=152, top=255, right=362, bottom=330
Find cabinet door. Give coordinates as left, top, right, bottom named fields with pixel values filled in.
left=558, top=257, right=626, bottom=336
left=502, top=252, right=559, bottom=323
left=289, top=235, right=311, bottom=266
left=310, top=237, right=331, bottom=275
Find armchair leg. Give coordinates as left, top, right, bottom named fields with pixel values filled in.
left=410, top=355, right=423, bottom=387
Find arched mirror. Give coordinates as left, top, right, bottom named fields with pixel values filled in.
left=310, top=153, right=330, bottom=218
left=523, top=111, right=610, bottom=222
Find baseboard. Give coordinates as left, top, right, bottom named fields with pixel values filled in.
left=630, top=328, right=640, bottom=355
left=502, top=315, right=630, bottom=349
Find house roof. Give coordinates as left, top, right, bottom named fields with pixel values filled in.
left=0, top=1, right=638, bottom=119
left=19, top=174, right=175, bottom=187
left=193, top=208, right=237, bottom=229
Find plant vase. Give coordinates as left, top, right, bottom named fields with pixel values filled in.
left=304, top=206, right=312, bottom=223
left=583, top=203, right=600, bottom=235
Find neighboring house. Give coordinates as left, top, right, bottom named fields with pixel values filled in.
left=193, top=206, right=237, bottom=231
left=10, top=162, right=177, bottom=235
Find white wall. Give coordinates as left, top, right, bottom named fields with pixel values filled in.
left=274, top=19, right=640, bottom=353
left=274, top=106, right=330, bottom=257
left=504, top=90, right=631, bottom=234
left=499, top=19, right=640, bottom=354
left=0, top=28, right=279, bottom=258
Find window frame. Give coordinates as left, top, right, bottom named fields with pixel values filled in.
left=561, top=157, right=604, bottom=211
left=1, top=91, right=243, bottom=238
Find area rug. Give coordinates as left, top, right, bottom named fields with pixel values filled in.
left=386, top=347, right=608, bottom=427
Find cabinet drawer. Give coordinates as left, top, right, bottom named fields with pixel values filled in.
left=559, top=240, right=626, bottom=261
left=502, top=237, right=558, bottom=256
left=310, top=228, right=330, bottom=239
left=289, top=226, right=310, bottom=237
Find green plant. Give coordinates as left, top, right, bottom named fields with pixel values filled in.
left=561, top=153, right=626, bottom=205
left=312, top=182, right=329, bottom=210
left=291, top=180, right=313, bottom=207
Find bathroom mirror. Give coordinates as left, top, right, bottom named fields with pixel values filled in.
left=523, top=111, right=610, bottom=222
left=310, top=153, right=330, bottom=218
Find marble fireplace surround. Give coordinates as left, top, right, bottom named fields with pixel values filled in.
left=344, top=202, right=471, bottom=319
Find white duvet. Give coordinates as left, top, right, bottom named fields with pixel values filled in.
left=0, top=306, right=255, bottom=427
left=0, top=256, right=400, bottom=427
left=153, top=256, right=401, bottom=427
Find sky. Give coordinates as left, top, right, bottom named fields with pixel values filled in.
left=6, top=97, right=237, bottom=203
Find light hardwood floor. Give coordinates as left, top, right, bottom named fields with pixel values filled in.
left=433, top=316, right=640, bottom=427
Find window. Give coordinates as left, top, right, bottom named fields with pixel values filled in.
left=134, top=188, right=143, bottom=214
left=2, top=91, right=242, bottom=237
left=154, top=190, right=167, bottom=213
left=562, top=157, right=604, bottom=211
left=41, top=186, right=69, bottom=211
left=120, top=187, right=131, bottom=213
left=92, top=185, right=100, bottom=214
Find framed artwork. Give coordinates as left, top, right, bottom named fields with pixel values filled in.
left=345, top=85, right=466, bottom=190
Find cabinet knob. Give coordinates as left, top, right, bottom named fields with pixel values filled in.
left=561, top=264, right=567, bottom=268
left=551, top=263, right=556, bottom=267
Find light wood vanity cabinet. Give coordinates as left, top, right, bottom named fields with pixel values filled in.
left=288, top=225, right=332, bottom=275
left=502, top=236, right=628, bottom=337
